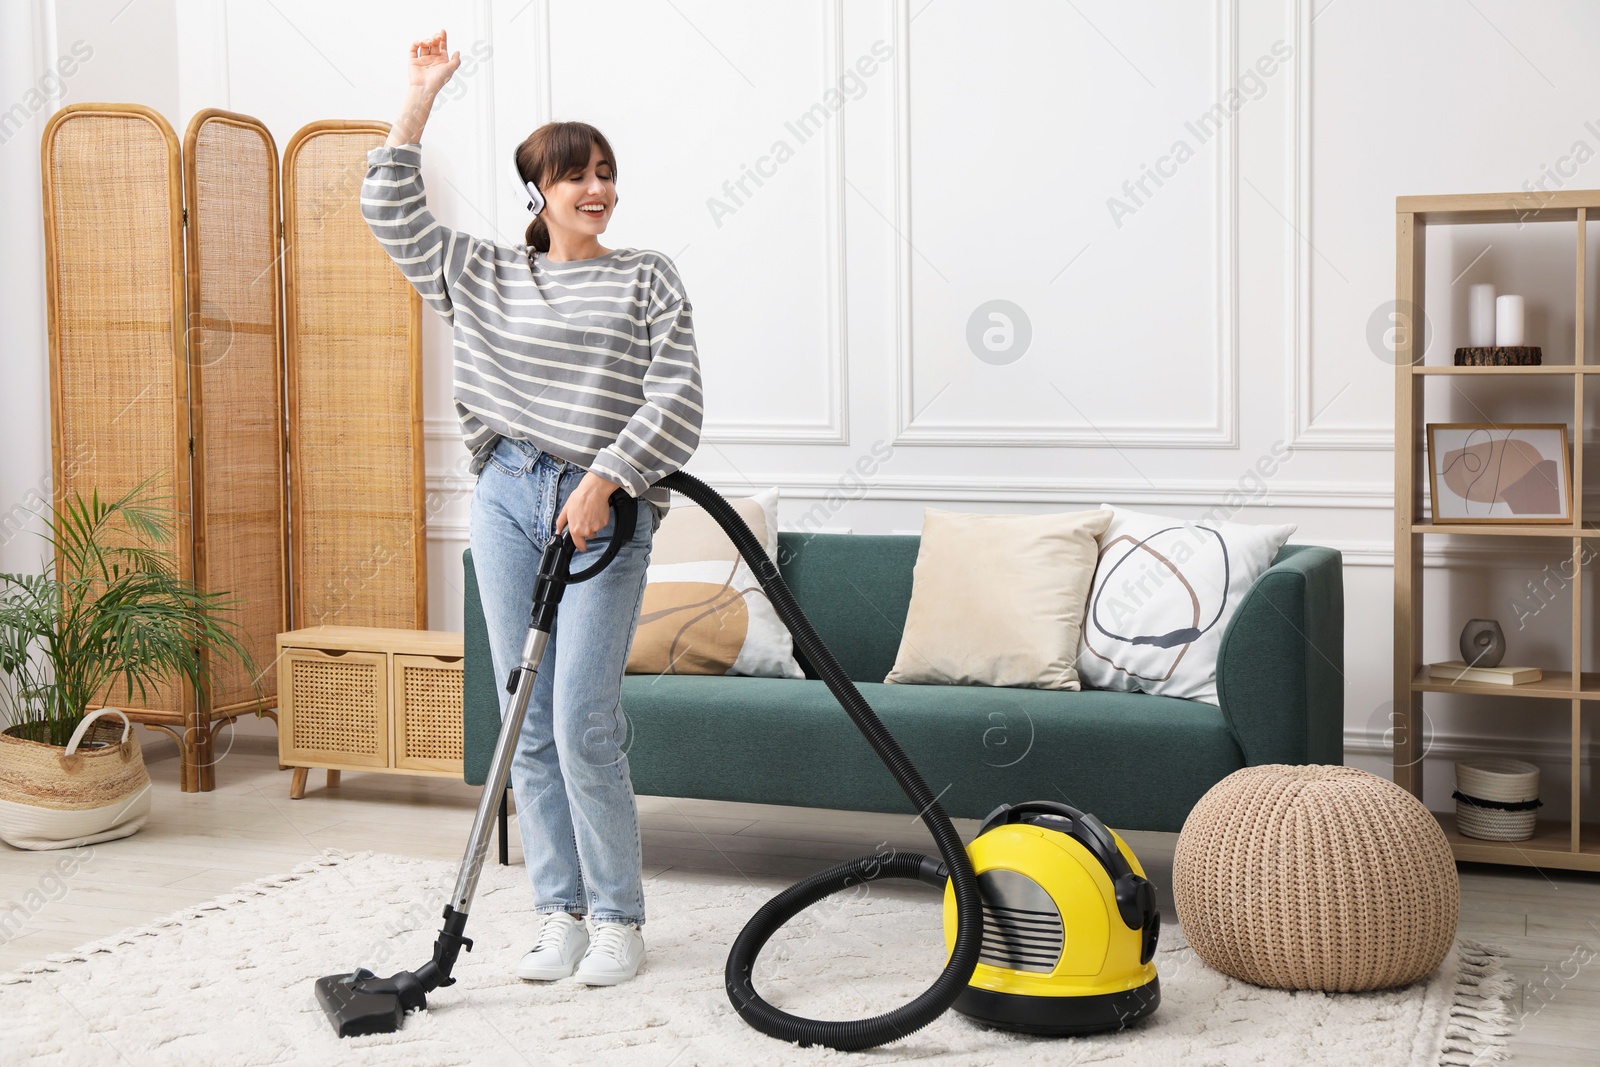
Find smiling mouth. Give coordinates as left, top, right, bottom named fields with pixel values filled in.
left=578, top=204, right=606, bottom=216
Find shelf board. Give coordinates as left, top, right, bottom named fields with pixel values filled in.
left=1412, top=364, right=1587, bottom=375
left=1411, top=667, right=1600, bottom=700
left=1397, top=190, right=1600, bottom=224
left=1435, top=813, right=1599, bottom=872
left=1409, top=522, right=1594, bottom=537
left=276, top=625, right=463, bottom=656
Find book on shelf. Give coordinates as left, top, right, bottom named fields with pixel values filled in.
left=1427, top=661, right=1543, bottom=685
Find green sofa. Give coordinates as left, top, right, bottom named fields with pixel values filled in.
left=462, top=533, right=1343, bottom=843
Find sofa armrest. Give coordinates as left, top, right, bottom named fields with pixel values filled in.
left=462, top=548, right=501, bottom=786
left=1214, top=543, right=1344, bottom=766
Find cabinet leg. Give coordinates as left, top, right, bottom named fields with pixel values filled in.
left=290, top=767, right=308, bottom=800
left=327, top=770, right=341, bottom=789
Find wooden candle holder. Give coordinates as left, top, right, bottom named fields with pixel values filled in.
left=1454, top=346, right=1542, bottom=366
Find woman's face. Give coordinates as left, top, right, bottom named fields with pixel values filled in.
left=544, top=142, right=615, bottom=237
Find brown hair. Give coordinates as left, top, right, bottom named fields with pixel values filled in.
left=513, top=121, right=619, bottom=253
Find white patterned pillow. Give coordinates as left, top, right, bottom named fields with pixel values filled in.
left=1077, top=505, right=1296, bottom=705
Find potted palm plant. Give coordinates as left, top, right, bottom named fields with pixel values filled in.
left=0, top=474, right=264, bottom=849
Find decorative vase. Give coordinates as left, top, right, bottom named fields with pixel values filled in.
left=0, top=708, right=152, bottom=850
left=1459, top=619, right=1505, bottom=668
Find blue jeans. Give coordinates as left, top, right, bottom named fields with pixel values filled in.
left=469, top=436, right=658, bottom=927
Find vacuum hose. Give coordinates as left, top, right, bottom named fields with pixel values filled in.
left=658, top=471, right=983, bottom=1052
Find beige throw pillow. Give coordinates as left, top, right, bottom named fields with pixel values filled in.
left=884, top=507, right=1113, bottom=690
left=625, top=487, right=805, bottom=678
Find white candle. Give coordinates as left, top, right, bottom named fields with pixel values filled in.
left=1469, top=284, right=1496, bottom=347
left=1496, top=295, right=1525, bottom=346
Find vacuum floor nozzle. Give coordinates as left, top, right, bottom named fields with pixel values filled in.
left=314, top=969, right=408, bottom=1038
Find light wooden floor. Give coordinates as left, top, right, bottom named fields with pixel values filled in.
left=2, top=739, right=1596, bottom=1063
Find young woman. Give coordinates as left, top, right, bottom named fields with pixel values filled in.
left=360, top=29, right=702, bottom=987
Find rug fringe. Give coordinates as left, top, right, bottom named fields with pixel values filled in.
left=0, top=847, right=373, bottom=985
left=1436, top=939, right=1517, bottom=1067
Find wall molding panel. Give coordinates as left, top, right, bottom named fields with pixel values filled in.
left=891, top=0, right=1240, bottom=449
left=1287, top=0, right=1392, bottom=451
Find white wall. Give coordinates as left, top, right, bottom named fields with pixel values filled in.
left=4, top=0, right=1598, bottom=814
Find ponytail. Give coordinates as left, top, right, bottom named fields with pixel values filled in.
left=524, top=214, right=550, bottom=254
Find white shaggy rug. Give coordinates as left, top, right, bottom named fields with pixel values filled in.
left=1, top=848, right=1513, bottom=1067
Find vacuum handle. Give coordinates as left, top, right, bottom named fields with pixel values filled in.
left=981, top=799, right=1117, bottom=856
left=563, top=488, right=639, bottom=583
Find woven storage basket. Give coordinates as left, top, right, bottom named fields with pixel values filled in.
left=1173, top=764, right=1459, bottom=992
left=0, top=709, right=152, bottom=850
left=1454, top=758, right=1540, bottom=841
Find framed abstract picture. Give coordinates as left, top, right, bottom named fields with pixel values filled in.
left=1426, top=423, right=1572, bottom=524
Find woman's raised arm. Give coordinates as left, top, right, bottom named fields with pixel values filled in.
left=361, top=29, right=478, bottom=325
left=387, top=29, right=460, bottom=146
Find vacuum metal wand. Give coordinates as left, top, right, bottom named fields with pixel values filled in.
left=449, top=624, right=548, bottom=911
left=315, top=489, right=638, bottom=1038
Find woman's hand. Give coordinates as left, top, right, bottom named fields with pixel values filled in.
left=386, top=30, right=459, bottom=146
left=555, top=472, right=627, bottom=552
left=407, top=29, right=460, bottom=97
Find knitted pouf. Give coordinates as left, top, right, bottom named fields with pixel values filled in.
left=1173, top=764, right=1460, bottom=992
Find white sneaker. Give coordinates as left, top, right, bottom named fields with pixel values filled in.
left=573, top=921, right=645, bottom=986
left=516, top=912, right=588, bottom=981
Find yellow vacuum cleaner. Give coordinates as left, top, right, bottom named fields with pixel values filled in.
left=943, top=801, right=1160, bottom=1034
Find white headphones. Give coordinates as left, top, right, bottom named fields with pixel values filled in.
left=510, top=151, right=545, bottom=216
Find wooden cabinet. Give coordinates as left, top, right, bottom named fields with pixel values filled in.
left=277, top=626, right=463, bottom=797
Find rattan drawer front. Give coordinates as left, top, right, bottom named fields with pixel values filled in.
left=279, top=647, right=389, bottom=768
left=392, top=654, right=464, bottom=773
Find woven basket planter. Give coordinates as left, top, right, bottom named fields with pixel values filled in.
left=1173, top=764, right=1459, bottom=992
left=0, top=709, right=152, bottom=850
left=1454, top=758, right=1540, bottom=841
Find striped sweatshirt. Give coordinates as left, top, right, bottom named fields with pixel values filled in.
left=359, top=142, right=702, bottom=525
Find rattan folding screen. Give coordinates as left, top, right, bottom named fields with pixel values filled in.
left=282, top=121, right=428, bottom=634
left=40, top=104, right=424, bottom=792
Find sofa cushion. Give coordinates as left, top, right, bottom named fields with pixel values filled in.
left=619, top=675, right=1246, bottom=833
left=884, top=507, right=1110, bottom=690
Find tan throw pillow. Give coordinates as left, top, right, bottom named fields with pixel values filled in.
left=884, top=507, right=1113, bottom=690
left=625, top=487, right=805, bottom=678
